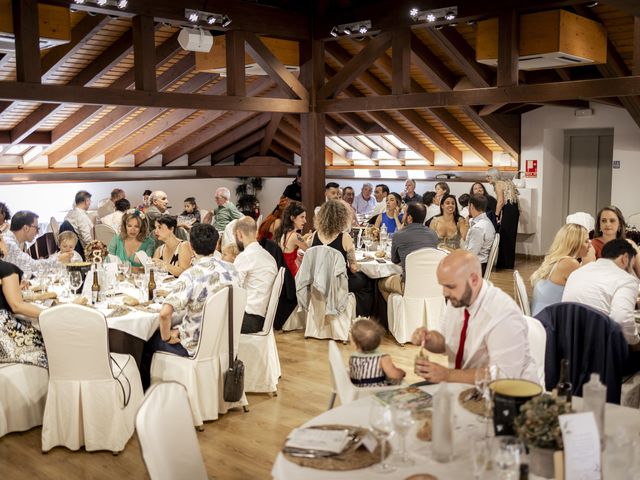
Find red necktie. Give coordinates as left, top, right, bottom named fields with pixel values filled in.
left=454, top=309, right=470, bottom=370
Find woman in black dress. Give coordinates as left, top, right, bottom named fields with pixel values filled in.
left=0, top=238, right=47, bottom=368
left=486, top=168, right=520, bottom=269
left=311, top=200, right=374, bottom=317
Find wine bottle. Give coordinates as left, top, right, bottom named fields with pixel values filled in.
left=91, top=270, right=100, bottom=305
left=148, top=268, right=156, bottom=302
left=555, top=358, right=572, bottom=404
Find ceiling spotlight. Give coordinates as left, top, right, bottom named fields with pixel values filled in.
left=96, top=0, right=107, bottom=5
left=73, top=0, right=85, bottom=4
left=409, top=8, right=419, bottom=19
left=221, top=15, right=232, bottom=27
left=206, top=15, right=216, bottom=25
left=426, top=13, right=436, bottom=22
left=330, top=26, right=339, bottom=37
left=188, top=12, right=199, bottom=22
left=343, top=26, right=352, bottom=35
left=117, top=0, right=127, bottom=8
left=435, top=25, right=444, bottom=30
left=358, top=24, right=368, bottom=34
left=444, top=11, right=456, bottom=20
left=587, top=1, right=598, bottom=6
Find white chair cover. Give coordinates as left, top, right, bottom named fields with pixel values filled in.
left=222, top=218, right=242, bottom=247
left=39, top=304, right=144, bottom=452
left=327, top=341, right=398, bottom=409
left=388, top=248, right=448, bottom=344
left=150, top=287, right=248, bottom=427
left=0, top=363, right=48, bottom=438
left=524, top=315, right=546, bottom=387
left=513, top=270, right=531, bottom=316
left=483, top=233, right=500, bottom=281
left=298, top=247, right=355, bottom=342
left=94, top=223, right=118, bottom=246
left=566, top=211, right=596, bottom=232
left=627, top=213, right=640, bottom=231
left=238, top=268, right=284, bottom=393
left=49, top=216, right=60, bottom=246
left=199, top=209, right=209, bottom=225
left=136, top=382, right=209, bottom=480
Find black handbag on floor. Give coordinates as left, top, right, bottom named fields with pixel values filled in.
left=223, top=285, right=245, bottom=402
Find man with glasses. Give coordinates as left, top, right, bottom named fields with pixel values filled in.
left=2, top=211, right=71, bottom=279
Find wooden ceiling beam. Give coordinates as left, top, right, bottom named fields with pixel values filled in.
left=318, top=31, right=391, bottom=100
left=0, top=80, right=308, bottom=113
left=498, top=10, right=519, bottom=88
left=267, top=141, right=295, bottom=163
left=317, top=77, right=640, bottom=112
left=410, top=33, right=457, bottom=91
left=132, top=15, right=157, bottom=91
left=340, top=136, right=373, bottom=158
left=10, top=28, right=136, bottom=146
left=48, top=25, right=173, bottom=146
left=424, top=26, right=493, bottom=88
left=195, top=163, right=291, bottom=178
left=44, top=0, right=309, bottom=40
left=48, top=46, right=193, bottom=167
left=273, top=132, right=300, bottom=155
left=188, top=112, right=271, bottom=165
left=259, top=113, right=283, bottom=156
left=277, top=118, right=301, bottom=144
left=325, top=137, right=348, bottom=158
left=226, top=30, right=246, bottom=97
left=634, top=16, right=640, bottom=77
left=327, top=43, right=461, bottom=164
left=12, top=0, right=41, bottom=83
left=0, top=131, right=51, bottom=145
left=244, top=32, right=308, bottom=101
left=157, top=78, right=275, bottom=165
left=392, top=27, right=411, bottom=95
left=367, top=135, right=399, bottom=158
left=80, top=71, right=212, bottom=166
left=334, top=112, right=369, bottom=134
left=210, top=131, right=265, bottom=165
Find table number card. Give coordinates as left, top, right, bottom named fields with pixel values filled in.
left=559, top=412, right=601, bottom=480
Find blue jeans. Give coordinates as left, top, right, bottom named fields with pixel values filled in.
left=140, top=330, right=189, bottom=390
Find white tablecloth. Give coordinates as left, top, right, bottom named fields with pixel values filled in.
left=356, top=251, right=401, bottom=279
left=271, top=383, right=640, bottom=480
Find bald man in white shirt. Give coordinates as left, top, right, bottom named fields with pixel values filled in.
left=412, top=250, right=537, bottom=384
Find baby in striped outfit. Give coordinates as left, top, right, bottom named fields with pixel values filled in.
left=349, top=318, right=406, bottom=387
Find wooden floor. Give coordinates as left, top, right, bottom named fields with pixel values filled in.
left=0, top=257, right=540, bottom=480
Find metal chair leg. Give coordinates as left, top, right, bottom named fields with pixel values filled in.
left=327, top=392, right=337, bottom=410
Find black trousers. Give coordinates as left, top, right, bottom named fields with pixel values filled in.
left=140, top=330, right=189, bottom=390
left=497, top=202, right=519, bottom=269
left=242, top=312, right=265, bottom=334
left=348, top=271, right=375, bottom=318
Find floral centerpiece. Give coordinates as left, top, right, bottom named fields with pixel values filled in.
left=514, top=393, right=573, bottom=477
left=84, top=240, right=109, bottom=265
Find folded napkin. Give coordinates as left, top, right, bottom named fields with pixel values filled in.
left=285, top=428, right=350, bottom=454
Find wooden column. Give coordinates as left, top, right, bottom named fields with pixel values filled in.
left=498, top=9, right=519, bottom=87
left=132, top=15, right=157, bottom=91
left=392, top=27, right=411, bottom=95
left=226, top=30, right=246, bottom=97
left=634, top=16, right=640, bottom=76
left=12, top=0, right=41, bottom=83
left=299, top=38, right=325, bottom=228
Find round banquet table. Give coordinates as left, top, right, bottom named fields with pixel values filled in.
left=271, top=383, right=640, bottom=480
left=356, top=250, right=401, bottom=279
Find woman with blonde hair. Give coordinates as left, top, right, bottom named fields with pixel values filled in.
left=107, top=209, right=155, bottom=272
left=311, top=200, right=374, bottom=317
left=530, top=223, right=594, bottom=315
left=487, top=168, right=520, bottom=269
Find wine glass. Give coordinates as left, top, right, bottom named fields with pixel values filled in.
left=471, top=435, right=491, bottom=480
left=362, top=233, right=373, bottom=254
left=369, top=402, right=395, bottom=473
left=69, top=271, right=83, bottom=296
left=475, top=366, right=492, bottom=424
left=117, top=262, right=130, bottom=282
left=493, top=436, right=524, bottom=480
left=389, top=403, right=415, bottom=466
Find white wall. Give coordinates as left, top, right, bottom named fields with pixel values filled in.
left=0, top=177, right=293, bottom=223
left=520, top=103, right=640, bottom=256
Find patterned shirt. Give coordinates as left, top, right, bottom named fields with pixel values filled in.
left=163, top=255, right=237, bottom=356
left=1, top=231, right=61, bottom=280
left=349, top=350, right=387, bottom=387
left=213, top=202, right=243, bottom=232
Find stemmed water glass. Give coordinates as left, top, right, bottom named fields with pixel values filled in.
left=69, top=271, right=83, bottom=296
left=117, top=261, right=130, bottom=281
left=389, top=403, right=415, bottom=466
left=369, top=402, right=395, bottom=473
left=475, top=366, right=492, bottom=424
left=362, top=232, right=373, bottom=254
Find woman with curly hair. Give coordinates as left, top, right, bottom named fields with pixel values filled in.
left=275, top=201, right=309, bottom=276
left=107, top=209, right=155, bottom=271
left=310, top=200, right=374, bottom=317
left=530, top=223, right=594, bottom=315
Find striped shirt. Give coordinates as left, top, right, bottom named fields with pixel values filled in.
left=349, top=351, right=387, bottom=387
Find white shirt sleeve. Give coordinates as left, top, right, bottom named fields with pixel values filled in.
left=234, top=252, right=249, bottom=288
left=465, top=225, right=482, bottom=256
left=610, top=279, right=640, bottom=345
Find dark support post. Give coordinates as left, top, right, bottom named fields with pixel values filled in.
left=132, top=15, right=157, bottom=91
left=12, top=0, right=41, bottom=83
left=299, top=38, right=325, bottom=229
